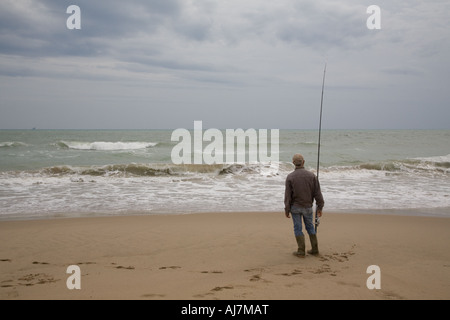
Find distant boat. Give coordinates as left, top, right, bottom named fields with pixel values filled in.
left=32, top=127, right=36, bottom=130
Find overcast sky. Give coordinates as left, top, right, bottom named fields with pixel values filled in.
left=0, top=0, right=449, bottom=130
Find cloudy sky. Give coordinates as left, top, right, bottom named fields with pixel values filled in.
left=0, top=0, right=449, bottom=129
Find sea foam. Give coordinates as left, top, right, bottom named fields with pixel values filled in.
left=58, top=141, right=158, bottom=151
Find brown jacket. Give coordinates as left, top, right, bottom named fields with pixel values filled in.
left=284, top=167, right=324, bottom=214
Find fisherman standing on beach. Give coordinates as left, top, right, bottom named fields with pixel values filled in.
left=284, top=154, right=324, bottom=258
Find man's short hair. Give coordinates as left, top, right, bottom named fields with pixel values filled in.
left=293, top=154, right=305, bottom=166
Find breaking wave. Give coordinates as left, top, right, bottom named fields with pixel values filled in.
left=6, top=154, right=448, bottom=179
left=0, top=141, right=27, bottom=148
left=36, top=162, right=286, bottom=178
left=364, top=155, right=449, bottom=173
left=57, top=141, right=158, bottom=151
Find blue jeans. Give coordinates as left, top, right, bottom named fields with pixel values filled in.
left=291, top=206, right=316, bottom=237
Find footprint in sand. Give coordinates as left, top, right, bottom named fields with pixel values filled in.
left=193, top=292, right=214, bottom=298
left=1, top=280, right=14, bottom=288
left=249, top=274, right=261, bottom=282
left=17, top=273, right=59, bottom=286
left=159, top=266, right=181, bottom=270
left=278, top=269, right=302, bottom=276
left=379, top=290, right=404, bottom=300
left=310, top=264, right=338, bottom=276
left=115, top=265, right=135, bottom=270
left=244, top=268, right=264, bottom=273
left=211, top=285, right=233, bottom=292
left=141, top=293, right=166, bottom=298
left=320, top=246, right=356, bottom=263
left=245, top=269, right=271, bottom=283
left=109, top=262, right=134, bottom=269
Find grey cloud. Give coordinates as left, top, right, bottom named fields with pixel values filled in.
left=0, top=0, right=449, bottom=129
left=274, top=2, right=368, bottom=49
left=0, top=0, right=181, bottom=57
left=382, top=67, right=424, bottom=77
left=0, top=1, right=371, bottom=60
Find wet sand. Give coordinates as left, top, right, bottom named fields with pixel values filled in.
left=1, top=212, right=449, bottom=300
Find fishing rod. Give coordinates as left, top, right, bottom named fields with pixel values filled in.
left=315, top=62, right=327, bottom=232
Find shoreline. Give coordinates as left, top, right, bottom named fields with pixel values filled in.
left=1, top=211, right=449, bottom=300
left=1, top=206, right=449, bottom=222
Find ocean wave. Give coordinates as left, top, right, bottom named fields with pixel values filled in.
left=412, top=154, right=450, bottom=169
left=0, top=141, right=27, bottom=148
left=57, top=141, right=158, bottom=151
left=325, top=155, right=450, bottom=175
left=5, top=156, right=448, bottom=180
left=35, top=162, right=286, bottom=178
left=219, top=162, right=289, bottom=176
left=1, top=161, right=449, bottom=219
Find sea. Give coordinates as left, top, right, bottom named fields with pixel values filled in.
left=0, top=129, right=449, bottom=220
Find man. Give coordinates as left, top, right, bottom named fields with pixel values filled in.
left=284, top=154, right=324, bottom=257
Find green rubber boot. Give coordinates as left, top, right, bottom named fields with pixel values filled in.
left=293, top=235, right=306, bottom=258
left=307, top=234, right=319, bottom=255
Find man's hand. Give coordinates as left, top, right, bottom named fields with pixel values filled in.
left=317, top=210, right=323, bottom=218
left=285, top=211, right=290, bottom=218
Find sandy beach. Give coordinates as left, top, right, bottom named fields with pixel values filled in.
left=0, top=211, right=449, bottom=300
